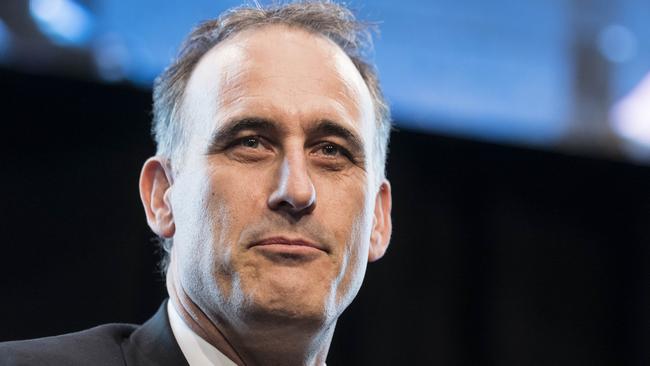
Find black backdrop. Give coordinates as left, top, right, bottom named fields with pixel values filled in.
left=1, top=69, right=648, bottom=365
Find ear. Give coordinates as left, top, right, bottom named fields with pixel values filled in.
left=368, top=180, right=392, bottom=262
left=139, top=157, right=175, bottom=238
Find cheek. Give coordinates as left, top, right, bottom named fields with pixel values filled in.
left=315, top=175, right=374, bottom=301
left=171, top=163, right=240, bottom=259
left=209, top=162, right=268, bottom=215
left=331, top=206, right=373, bottom=308
left=204, top=163, right=268, bottom=259
left=173, top=162, right=264, bottom=299
left=170, top=170, right=220, bottom=294
left=316, top=172, right=371, bottom=242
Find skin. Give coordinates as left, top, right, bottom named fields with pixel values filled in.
left=139, top=25, right=392, bottom=366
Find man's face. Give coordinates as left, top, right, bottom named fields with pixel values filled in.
left=167, top=25, right=387, bottom=327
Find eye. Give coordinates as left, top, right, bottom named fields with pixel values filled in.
left=313, top=142, right=353, bottom=163
left=224, top=135, right=274, bottom=163
left=321, top=144, right=340, bottom=156
left=239, top=136, right=260, bottom=148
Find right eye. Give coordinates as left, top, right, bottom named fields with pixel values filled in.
left=238, top=136, right=260, bottom=149
left=224, top=135, right=274, bottom=163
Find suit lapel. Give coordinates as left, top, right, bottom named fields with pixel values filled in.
left=122, top=300, right=189, bottom=366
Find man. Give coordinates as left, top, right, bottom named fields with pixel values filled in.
left=0, top=1, right=392, bottom=365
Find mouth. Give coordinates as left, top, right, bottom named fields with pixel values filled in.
left=249, top=236, right=329, bottom=257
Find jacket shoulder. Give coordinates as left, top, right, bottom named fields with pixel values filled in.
left=0, top=323, right=137, bottom=366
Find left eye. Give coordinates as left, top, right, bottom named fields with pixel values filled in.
left=240, top=137, right=260, bottom=148
left=321, top=144, right=340, bottom=156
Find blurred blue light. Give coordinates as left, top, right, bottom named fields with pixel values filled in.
left=93, top=33, right=129, bottom=82
left=373, top=0, right=571, bottom=145
left=0, top=19, right=11, bottom=60
left=29, top=0, right=94, bottom=47
left=597, top=25, right=638, bottom=64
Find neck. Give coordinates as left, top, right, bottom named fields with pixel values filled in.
left=166, top=263, right=333, bottom=366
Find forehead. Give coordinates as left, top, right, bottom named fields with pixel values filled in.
left=182, top=24, right=375, bottom=141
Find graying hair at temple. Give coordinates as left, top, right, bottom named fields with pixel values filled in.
left=150, top=1, right=391, bottom=273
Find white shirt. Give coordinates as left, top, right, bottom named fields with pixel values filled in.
left=167, top=301, right=238, bottom=366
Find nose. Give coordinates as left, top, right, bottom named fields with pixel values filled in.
left=267, top=151, right=316, bottom=217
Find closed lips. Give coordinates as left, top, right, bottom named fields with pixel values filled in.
left=252, top=237, right=328, bottom=253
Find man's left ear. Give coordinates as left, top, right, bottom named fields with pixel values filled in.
left=369, top=180, right=392, bottom=262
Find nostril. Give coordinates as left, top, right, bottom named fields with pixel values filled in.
left=276, top=198, right=316, bottom=215
left=268, top=184, right=316, bottom=213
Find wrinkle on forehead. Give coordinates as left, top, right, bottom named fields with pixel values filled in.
left=182, top=24, right=375, bottom=145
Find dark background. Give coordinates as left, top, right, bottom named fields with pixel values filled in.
left=1, top=68, right=648, bottom=365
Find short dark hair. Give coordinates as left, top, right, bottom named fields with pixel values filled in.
left=151, top=1, right=391, bottom=273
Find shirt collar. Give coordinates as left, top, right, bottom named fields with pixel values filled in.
left=167, top=301, right=238, bottom=366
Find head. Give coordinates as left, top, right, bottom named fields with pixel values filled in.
left=140, top=1, right=392, bottom=333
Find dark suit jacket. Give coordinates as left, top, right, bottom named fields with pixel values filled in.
left=0, top=302, right=189, bottom=366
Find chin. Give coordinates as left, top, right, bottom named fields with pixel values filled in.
left=242, top=278, right=334, bottom=326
